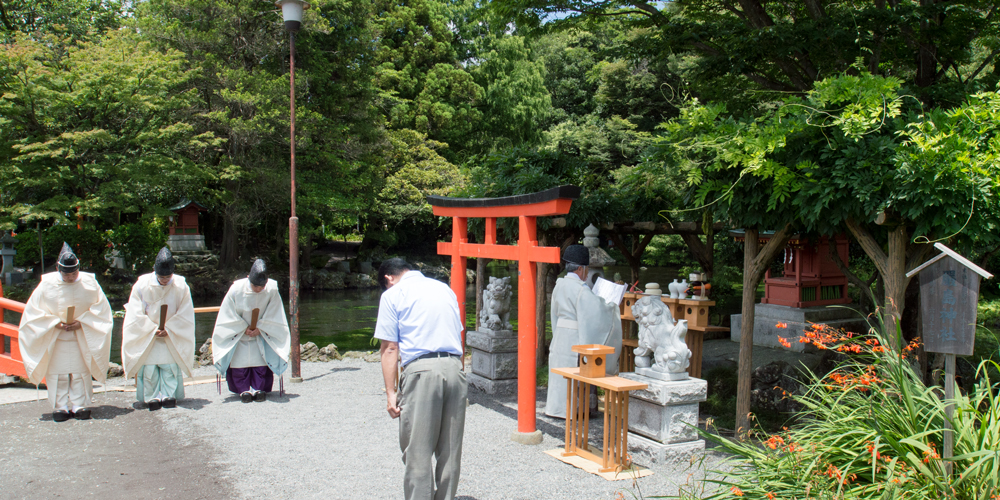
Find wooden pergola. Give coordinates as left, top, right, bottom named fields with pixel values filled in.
left=428, top=185, right=580, bottom=434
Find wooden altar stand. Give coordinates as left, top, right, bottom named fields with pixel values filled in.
left=551, top=345, right=648, bottom=473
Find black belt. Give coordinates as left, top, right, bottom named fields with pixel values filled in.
left=415, top=351, right=460, bottom=361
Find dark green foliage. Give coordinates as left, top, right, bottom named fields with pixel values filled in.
left=105, top=221, right=169, bottom=274
left=14, top=225, right=108, bottom=274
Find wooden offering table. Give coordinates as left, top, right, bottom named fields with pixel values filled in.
left=552, top=345, right=648, bottom=473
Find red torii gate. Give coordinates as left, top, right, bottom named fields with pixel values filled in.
left=428, top=185, right=580, bottom=436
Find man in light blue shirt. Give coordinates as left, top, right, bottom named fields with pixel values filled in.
left=374, top=258, right=467, bottom=500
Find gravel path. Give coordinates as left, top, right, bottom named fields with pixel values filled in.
left=2, top=359, right=728, bottom=500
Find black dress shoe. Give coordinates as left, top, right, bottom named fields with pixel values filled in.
left=53, top=410, right=71, bottom=422
left=240, top=392, right=254, bottom=403
left=73, top=408, right=92, bottom=420
left=147, top=399, right=162, bottom=411
left=253, top=391, right=266, bottom=402
left=161, top=397, right=177, bottom=408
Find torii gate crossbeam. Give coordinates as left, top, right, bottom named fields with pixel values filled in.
left=428, top=185, right=580, bottom=435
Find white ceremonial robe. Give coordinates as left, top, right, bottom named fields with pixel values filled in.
left=18, top=272, right=113, bottom=409
left=211, top=278, right=290, bottom=375
left=121, top=274, right=196, bottom=379
left=546, top=272, right=622, bottom=418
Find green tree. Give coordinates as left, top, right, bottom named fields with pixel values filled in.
left=495, top=0, right=1000, bottom=111
left=0, top=0, right=127, bottom=43
left=471, top=35, right=552, bottom=149
left=374, top=0, right=483, bottom=157
left=0, top=30, right=222, bottom=232
left=133, top=0, right=383, bottom=267
left=643, top=72, right=1000, bottom=435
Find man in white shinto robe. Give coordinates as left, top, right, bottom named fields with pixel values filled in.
left=121, top=246, right=195, bottom=411
left=546, top=244, right=622, bottom=419
left=212, top=259, right=289, bottom=403
left=18, top=243, right=113, bottom=421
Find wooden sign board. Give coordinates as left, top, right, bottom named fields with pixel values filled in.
left=918, top=257, right=981, bottom=356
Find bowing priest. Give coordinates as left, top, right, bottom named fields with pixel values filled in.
left=122, top=247, right=196, bottom=410
left=18, top=243, right=113, bottom=421
left=211, top=259, right=289, bottom=403
left=545, top=244, right=622, bottom=419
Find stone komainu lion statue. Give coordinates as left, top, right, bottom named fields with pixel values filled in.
left=630, top=295, right=690, bottom=375
left=481, top=276, right=512, bottom=332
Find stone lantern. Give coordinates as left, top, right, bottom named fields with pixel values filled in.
left=583, top=223, right=615, bottom=286
left=1, top=233, right=21, bottom=284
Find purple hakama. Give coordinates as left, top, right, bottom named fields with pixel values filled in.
left=226, top=366, right=273, bottom=393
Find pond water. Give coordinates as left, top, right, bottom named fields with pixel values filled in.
left=10, top=263, right=685, bottom=366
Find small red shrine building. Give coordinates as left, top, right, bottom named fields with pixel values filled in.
left=168, top=199, right=207, bottom=236
left=734, top=231, right=851, bottom=308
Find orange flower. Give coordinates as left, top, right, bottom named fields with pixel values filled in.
left=765, top=435, right=786, bottom=450
left=778, top=336, right=792, bottom=348
left=775, top=322, right=788, bottom=329
left=731, top=486, right=744, bottom=496
left=766, top=493, right=776, bottom=499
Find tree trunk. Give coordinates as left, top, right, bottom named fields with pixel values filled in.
left=301, top=231, right=314, bottom=272
left=736, top=224, right=794, bottom=439
left=845, top=220, right=932, bottom=350
left=37, top=222, right=45, bottom=275
left=680, top=233, right=714, bottom=279
left=536, top=260, right=548, bottom=370
left=609, top=232, right=655, bottom=285
left=221, top=210, right=238, bottom=268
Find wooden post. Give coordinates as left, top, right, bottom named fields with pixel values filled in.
left=158, top=304, right=168, bottom=331
left=451, top=217, right=468, bottom=346
left=736, top=228, right=759, bottom=438
left=944, top=353, right=955, bottom=477
left=517, top=215, right=538, bottom=433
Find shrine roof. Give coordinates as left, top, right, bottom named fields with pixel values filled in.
left=906, top=243, right=993, bottom=279
left=426, top=185, right=580, bottom=208
left=168, top=199, right=208, bottom=212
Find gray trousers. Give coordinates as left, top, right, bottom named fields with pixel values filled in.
left=399, top=356, right=468, bottom=500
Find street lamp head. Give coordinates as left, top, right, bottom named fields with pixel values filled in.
left=276, top=0, right=310, bottom=32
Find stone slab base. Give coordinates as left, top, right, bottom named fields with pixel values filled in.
left=467, top=372, right=517, bottom=395
left=731, top=303, right=868, bottom=352
left=470, top=348, right=517, bottom=379
left=511, top=430, right=543, bottom=445
left=620, top=373, right=707, bottom=406
left=627, top=397, right=701, bottom=444
left=628, top=433, right=705, bottom=467
left=466, top=330, right=517, bottom=352
left=167, top=234, right=208, bottom=252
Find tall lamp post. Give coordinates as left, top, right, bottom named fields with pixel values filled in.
left=277, top=0, right=309, bottom=383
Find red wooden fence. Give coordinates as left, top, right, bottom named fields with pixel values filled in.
left=0, top=282, right=27, bottom=378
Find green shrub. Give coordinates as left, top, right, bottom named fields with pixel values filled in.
left=105, top=221, right=167, bottom=274
left=688, top=323, right=1000, bottom=499
left=15, top=225, right=109, bottom=274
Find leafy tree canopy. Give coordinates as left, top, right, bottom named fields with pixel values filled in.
left=0, top=30, right=223, bottom=230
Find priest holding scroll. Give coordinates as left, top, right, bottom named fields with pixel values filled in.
left=211, top=259, right=289, bottom=403
left=122, top=247, right=196, bottom=410
left=18, top=243, right=113, bottom=421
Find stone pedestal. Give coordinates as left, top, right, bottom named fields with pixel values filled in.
left=467, top=329, right=517, bottom=395
left=166, top=234, right=208, bottom=252
left=621, top=373, right=707, bottom=465
left=731, top=303, right=867, bottom=352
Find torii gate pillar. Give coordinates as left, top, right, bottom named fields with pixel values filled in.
left=429, top=186, right=580, bottom=437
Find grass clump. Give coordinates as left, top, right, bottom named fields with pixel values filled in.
left=688, top=323, right=1000, bottom=499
